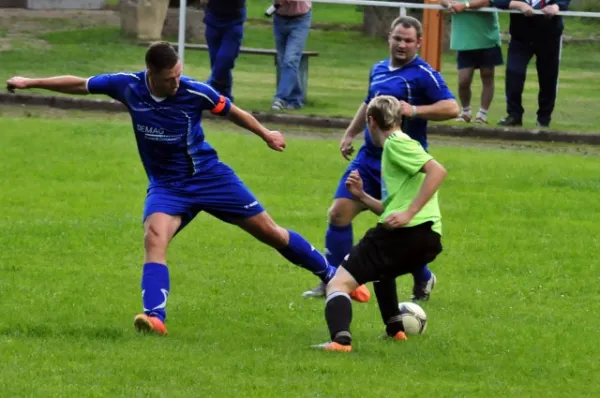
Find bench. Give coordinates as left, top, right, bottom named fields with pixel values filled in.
left=139, top=42, right=319, bottom=103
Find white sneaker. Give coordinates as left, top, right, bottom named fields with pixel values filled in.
left=302, top=282, right=326, bottom=298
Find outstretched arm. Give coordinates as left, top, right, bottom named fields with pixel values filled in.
left=226, top=104, right=286, bottom=151
left=7, top=76, right=89, bottom=95
left=400, top=99, right=460, bottom=121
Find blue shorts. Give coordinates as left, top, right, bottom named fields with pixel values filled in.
left=334, top=150, right=381, bottom=200
left=457, top=45, right=504, bottom=70
left=143, top=162, right=264, bottom=232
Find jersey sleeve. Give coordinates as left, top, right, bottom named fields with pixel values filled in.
left=418, top=65, right=455, bottom=104
left=86, top=73, right=139, bottom=102
left=385, top=137, right=433, bottom=176
left=363, top=65, right=376, bottom=105
left=186, top=81, right=232, bottom=116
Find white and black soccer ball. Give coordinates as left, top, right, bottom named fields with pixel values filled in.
left=398, top=302, right=427, bottom=336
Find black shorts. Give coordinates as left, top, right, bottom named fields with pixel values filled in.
left=457, top=45, right=504, bottom=70
left=341, top=222, right=443, bottom=285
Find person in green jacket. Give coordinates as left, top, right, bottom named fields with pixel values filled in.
left=442, top=0, right=503, bottom=124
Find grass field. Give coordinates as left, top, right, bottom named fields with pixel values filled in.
left=1, top=3, right=600, bottom=132
left=1, top=109, right=600, bottom=397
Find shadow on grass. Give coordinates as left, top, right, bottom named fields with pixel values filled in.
left=0, top=323, right=127, bottom=340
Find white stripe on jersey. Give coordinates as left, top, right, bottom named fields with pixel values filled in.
left=112, top=72, right=141, bottom=80
left=399, top=76, right=412, bottom=103
left=187, top=89, right=216, bottom=105
left=371, top=75, right=407, bottom=86
left=418, top=65, right=441, bottom=89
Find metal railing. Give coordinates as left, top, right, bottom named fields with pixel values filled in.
left=176, top=0, right=600, bottom=65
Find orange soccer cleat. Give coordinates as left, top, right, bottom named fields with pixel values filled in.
left=133, top=314, right=167, bottom=336
left=311, top=341, right=352, bottom=352
left=349, top=284, right=371, bottom=303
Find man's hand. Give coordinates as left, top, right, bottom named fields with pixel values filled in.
left=440, top=0, right=452, bottom=8
left=398, top=100, right=415, bottom=118
left=345, top=170, right=364, bottom=199
left=340, top=133, right=355, bottom=160
left=264, top=131, right=286, bottom=151
left=6, top=76, right=31, bottom=93
left=517, top=2, right=535, bottom=16
left=451, top=1, right=468, bottom=13
left=383, top=210, right=414, bottom=229
left=542, top=4, right=560, bottom=17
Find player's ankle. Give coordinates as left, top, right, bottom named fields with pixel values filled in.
left=333, top=331, right=352, bottom=346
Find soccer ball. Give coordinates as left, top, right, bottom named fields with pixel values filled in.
left=398, top=302, right=427, bottom=336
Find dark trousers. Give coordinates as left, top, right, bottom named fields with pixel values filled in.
left=505, top=35, right=562, bottom=125
left=204, top=12, right=245, bottom=101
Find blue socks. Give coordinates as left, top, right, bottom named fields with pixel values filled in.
left=412, top=264, right=432, bottom=284
left=325, top=223, right=353, bottom=269
left=277, top=230, right=336, bottom=282
left=141, top=262, right=170, bottom=323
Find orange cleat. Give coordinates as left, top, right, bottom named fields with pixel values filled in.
left=133, top=314, right=167, bottom=336
left=311, top=341, right=352, bottom=352
left=392, top=331, right=408, bottom=341
left=349, top=284, right=371, bottom=303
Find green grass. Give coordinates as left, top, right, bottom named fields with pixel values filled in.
left=1, top=6, right=600, bottom=132
left=1, top=112, right=600, bottom=397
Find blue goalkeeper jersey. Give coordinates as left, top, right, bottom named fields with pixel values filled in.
left=86, top=71, right=232, bottom=187
left=362, top=56, right=455, bottom=155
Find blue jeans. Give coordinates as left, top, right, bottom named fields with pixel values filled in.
left=204, top=10, right=246, bottom=101
left=273, top=11, right=312, bottom=107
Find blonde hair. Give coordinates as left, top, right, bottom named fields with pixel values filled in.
left=366, top=96, right=402, bottom=131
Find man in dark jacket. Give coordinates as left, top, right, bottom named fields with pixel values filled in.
left=203, top=0, right=246, bottom=101
left=492, top=0, right=570, bottom=128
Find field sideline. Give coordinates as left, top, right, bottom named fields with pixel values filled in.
left=1, top=111, right=599, bottom=397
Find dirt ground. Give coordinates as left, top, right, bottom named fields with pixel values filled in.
left=2, top=104, right=600, bottom=156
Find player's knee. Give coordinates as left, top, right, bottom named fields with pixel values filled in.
left=144, top=224, right=169, bottom=251
left=328, top=204, right=353, bottom=226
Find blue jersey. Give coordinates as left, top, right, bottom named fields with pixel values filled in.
left=362, top=57, right=455, bottom=156
left=86, top=71, right=232, bottom=187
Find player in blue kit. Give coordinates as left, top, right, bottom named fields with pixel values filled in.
left=6, top=41, right=347, bottom=336
left=302, top=16, right=459, bottom=302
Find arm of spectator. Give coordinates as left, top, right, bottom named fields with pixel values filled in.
left=450, top=0, right=491, bottom=14
left=492, top=0, right=533, bottom=14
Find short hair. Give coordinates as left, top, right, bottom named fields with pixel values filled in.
left=367, top=96, right=402, bottom=131
left=390, top=16, right=423, bottom=39
left=145, top=41, right=179, bottom=72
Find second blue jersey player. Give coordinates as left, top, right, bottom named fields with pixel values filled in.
left=6, top=41, right=363, bottom=336
left=302, top=16, right=459, bottom=302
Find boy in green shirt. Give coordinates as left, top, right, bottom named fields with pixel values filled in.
left=313, top=96, right=447, bottom=352
left=441, top=0, right=503, bottom=124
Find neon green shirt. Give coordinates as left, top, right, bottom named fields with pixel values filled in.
left=379, top=131, right=442, bottom=235
left=450, top=1, right=501, bottom=51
